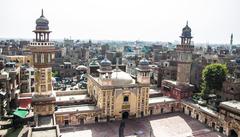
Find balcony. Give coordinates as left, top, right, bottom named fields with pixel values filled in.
left=30, top=42, right=55, bottom=46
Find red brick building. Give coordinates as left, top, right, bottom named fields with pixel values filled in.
left=161, top=80, right=194, bottom=100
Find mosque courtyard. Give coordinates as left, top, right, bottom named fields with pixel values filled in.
left=59, top=113, right=225, bottom=137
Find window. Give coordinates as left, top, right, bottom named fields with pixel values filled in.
left=41, top=85, right=46, bottom=92
left=52, top=53, right=55, bottom=59
left=48, top=53, right=51, bottom=62
left=123, top=96, right=129, bottom=102
left=35, top=54, right=38, bottom=63
left=41, top=54, right=44, bottom=63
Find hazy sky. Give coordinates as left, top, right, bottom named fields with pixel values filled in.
left=0, top=0, right=240, bottom=44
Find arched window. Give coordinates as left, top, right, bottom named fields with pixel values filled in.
left=41, top=54, right=44, bottom=63
left=48, top=53, right=51, bottom=63
left=35, top=54, right=38, bottom=63
left=123, top=96, right=129, bottom=102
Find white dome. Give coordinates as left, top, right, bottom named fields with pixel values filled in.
left=76, top=65, right=88, bottom=70
left=111, top=69, right=134, bottom=85
left=1, top=71, right=9, bottom=77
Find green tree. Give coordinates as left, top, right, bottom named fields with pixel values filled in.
left=52, top=70, right=60, bottom=77
left=201, top=63, right=228, bottom=96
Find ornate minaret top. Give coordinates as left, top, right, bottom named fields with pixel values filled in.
left=30, top=9, right=55, bottom=68
left=176, top=22, right=194, bottom=83
left=33, top=9, right=51, bottom=42
left=176, top=21, right=194, bottom=52
left=136, top=58, right=150, bottom=84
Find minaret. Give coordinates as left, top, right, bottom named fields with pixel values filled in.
left=230, top=33, right=233, bottom=54
left=176, top=21, right=194, bottom=83
left=230, top=33, right=233, bottom=45
left=97, top=56, right=112, bottom=86
left=136, top=58, right=150, bottom=84
left=136, top=57, right=150, bottom=117
left=30, top=9, right=56, bottom=117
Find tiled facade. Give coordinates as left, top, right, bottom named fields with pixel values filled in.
left=30, top=10, right=56, bottom=117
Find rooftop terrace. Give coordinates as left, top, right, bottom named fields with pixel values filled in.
left=55, top=105, right=100, bottom=114
left=28, top=125, right=60, bottom=137
left=149, top=96, right=176, bottom=105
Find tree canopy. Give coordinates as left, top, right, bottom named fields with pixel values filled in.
left=52, top=70, right=60, bottom=77
left=201, top=63, right=228, bottom=96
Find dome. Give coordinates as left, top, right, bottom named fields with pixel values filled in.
left=35, top=9, right=49, bottom=30
left=1, top=71, right=9, bottom=77
left=89, top=59, right=100, bottom=67
left=139, top=58, right=149, bottom=66
left=111, top=69, right=134, bottom=85
left=76, top=65, right=88, bottom=70
left=181, top=21, right=192, bottom=38
left=100, top=57, right=111, bottom=66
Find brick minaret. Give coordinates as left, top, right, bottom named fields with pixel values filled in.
left=176, top=21, right=194, bottom=83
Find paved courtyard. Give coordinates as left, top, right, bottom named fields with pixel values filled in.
left=60, top=113, right=225, bottom=137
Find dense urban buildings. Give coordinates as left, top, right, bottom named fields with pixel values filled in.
left=0, top=9, right=240, bottom=137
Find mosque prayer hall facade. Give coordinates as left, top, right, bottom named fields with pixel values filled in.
left=87, top=58, right=151, bottom=120
left=25, top=11, right=240, bottom=137
left=54, top=57, right=181, bottom=126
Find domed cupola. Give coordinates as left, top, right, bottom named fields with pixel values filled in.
left=100, top=57, right=112, bottom=71
left=89, top=59, right=100, bottom=67
left=136, top=57, right=150, bottom=84
left=36, top=9, right=49, bottom=30
left=97, top=57, right=113, bottom=85
left=138, top=58, right=150, bottom=69
left=181, top=21, right=192, bottom=38
left=100, top=58, right=111, bottom=66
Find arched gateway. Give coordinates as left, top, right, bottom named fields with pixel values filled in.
left=122, top=112, right=129, bottom=119
left=229, top=129, right=238, bottom=137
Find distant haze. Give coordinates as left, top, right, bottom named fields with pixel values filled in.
left=0, top=0, right=240, bottom=44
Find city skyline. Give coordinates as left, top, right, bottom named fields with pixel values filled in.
left=1, top=1, right=240, bottom=136
left=0, top=0, right=240, bottom=44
